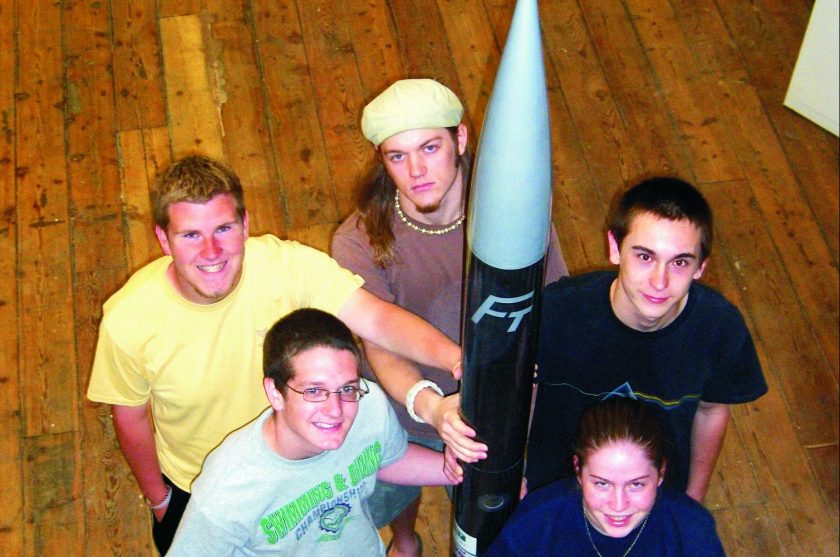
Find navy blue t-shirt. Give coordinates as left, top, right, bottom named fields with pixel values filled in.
left=485, top=478, right=726, bottom=557
left=526, top=272, right=767, bottom=491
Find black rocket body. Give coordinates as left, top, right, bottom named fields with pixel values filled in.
left=452, top=0, right=552, bottom=555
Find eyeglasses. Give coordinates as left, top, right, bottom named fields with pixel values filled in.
left=283, top=379, right=370, bottom=403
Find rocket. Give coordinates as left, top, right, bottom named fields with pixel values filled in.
left=453, top=0, right=552, bottom=555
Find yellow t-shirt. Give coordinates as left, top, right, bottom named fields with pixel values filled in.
left=86, top=235, right=364, bottom=491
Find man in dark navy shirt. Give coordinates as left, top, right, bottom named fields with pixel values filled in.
left=526, top=177, right=767, bottom=502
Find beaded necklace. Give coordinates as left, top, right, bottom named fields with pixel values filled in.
left=393, top=190, right=465, bottom=235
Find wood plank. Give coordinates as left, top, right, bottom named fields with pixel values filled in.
left=712, top=503, right=785, bottom=557
left=703, top=180, right=838, bottom=554
left=346, top=0, right=405, bottom=100
left=22, top=433, right=80, bottom=557
left=577, top=0, right=690, bottom=179
left=625, top=0, right=744, bottom=184
left=78, top=267, right=153, bottom=556
left=159, top=14, right=226, bottom=160
left=715, top=74, right=839, bottom=385
left=703, top=180, right=837, bottom=446
left=676, top=0, right=839, bottom=262
left=729, top=395, right=837, bottom=556
left=202, top=1, right=287, bottom=237
left=252, top=0, right=337, bottom=228
left=806, top=443, right=839, bottom=530
left=16, top=0, right=76, bottom=440
left=0, top=0, right=22, bottom=551
left=436, top=0, right=498, bottom=127
left=296, top=1, right=368, bottom=220
left=158, top=0, right=203, bottom=18
left=380, top=486, right=452, bottom=557
left=702, top=416, right=763, bottom=510
left=118, top=127, right=172, bottom=272
left=64, top=0, right=124, bottom=273
left=389, top=0, right=464, bottom=99
left=668, top=0, right=744, bottom=74
left=112, top=0, right=167, bottom=131
left=539, top=0, right=642, bottom=203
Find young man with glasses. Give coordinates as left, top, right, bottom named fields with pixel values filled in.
left=167, top=309, right=462, bottom=556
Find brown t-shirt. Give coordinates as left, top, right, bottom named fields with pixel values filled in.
left=332, top=209, right=568, bottom=438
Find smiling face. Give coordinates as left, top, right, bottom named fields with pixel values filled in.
left=154, top=193, right=249, bottom=304
left=379, top=124, right=467, bottom=224
left=608, top=212, right=707, bottom=331
left=263, top=346, right=361, bottom=461
left=577, top=440, right=663, bottom=538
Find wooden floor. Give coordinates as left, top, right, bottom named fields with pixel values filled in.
left=0, top=0, right=836, bottom=555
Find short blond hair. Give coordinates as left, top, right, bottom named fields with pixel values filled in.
left=151, top=154, right=246, bottom=229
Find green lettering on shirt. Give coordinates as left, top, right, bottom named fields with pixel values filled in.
left=348, top=441, right=382, bottom=486
left=260, top=481, right=334, bottom=544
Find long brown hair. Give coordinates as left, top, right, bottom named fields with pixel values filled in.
left=356, top=127, right=473, bottom=268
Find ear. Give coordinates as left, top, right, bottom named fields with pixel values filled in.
left=264, top=377, right=284, bottom=412
left=692, top=257, right=708, bottom=280
left=573, top=454, right=582, bottom=477
left=154, top=225, right=172, bottom=256
left=607, top=230, right=621, bottom=265
left=456, top=123, right=468, bottom=155
left=242, top=210, right=250, bottom=240
left=658, top=462, right=667, bottom=486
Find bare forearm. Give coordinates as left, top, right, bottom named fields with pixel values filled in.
left=364, top=340, right=427, bottom=411
left=339, top=289, right=460, bottom=371
left=112, top=404, right=169, bottom=502
left=687, top=402, right=730, bottom=502
left=377, top=443, right=453, bottom=486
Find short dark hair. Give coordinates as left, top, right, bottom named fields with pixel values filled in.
left=151, top=154, right=246, bottom=229
left=573, top=397, right=667, bottom=474
left=609, top=177, right=713, bottom=262
left=263, top=309, right=361, bottom=393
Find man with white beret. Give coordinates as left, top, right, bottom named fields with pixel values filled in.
left=332, top=79, right=568, bottom=556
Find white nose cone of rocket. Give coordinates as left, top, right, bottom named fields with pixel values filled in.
left=467, top=0, right=551, bottom=271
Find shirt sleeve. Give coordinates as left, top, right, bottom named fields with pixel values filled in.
left=86, top=319, right=151, bottom=406
left=681, top=501, right=727, bottom=556
left=331, top=216, right=396, bottom=303
left=700, top=307, right=768, bottom=404
left=271, top=238, right=365, bottom=315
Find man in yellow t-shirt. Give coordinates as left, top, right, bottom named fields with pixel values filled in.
left=86, top=155, right=461, bottom=556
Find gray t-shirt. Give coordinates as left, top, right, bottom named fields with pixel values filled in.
left=167, top=383, right=407, bottom=556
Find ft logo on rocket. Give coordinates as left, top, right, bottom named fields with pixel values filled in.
left=470, top=291, right=535, bottom=333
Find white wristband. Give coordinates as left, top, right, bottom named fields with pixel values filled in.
left=406, top=380, right=444, bottom=424
left=148, top=485, right=173, bottom=510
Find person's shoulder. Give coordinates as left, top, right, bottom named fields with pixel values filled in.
left=102, top=256, right=170, bottom=317
left=248, top=234, right=337, bottom=263
left=521, top=477, right=579, bottom=512
left=657, top=487, right=716, bottom=520
left=331, top=212, right=375, bottom=260
left=691, top=280, right=737, bottom=309
left=688, top=281, right=747, bottom=325
left=544, top=271, right=613, bottom=306
left=358, top=381, right=390, bottom=416
left=333, top=211, right=365, bottom=239
left=247, top=233, right=297, bottom=253
left=199, top=412, right=267, bottom=476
